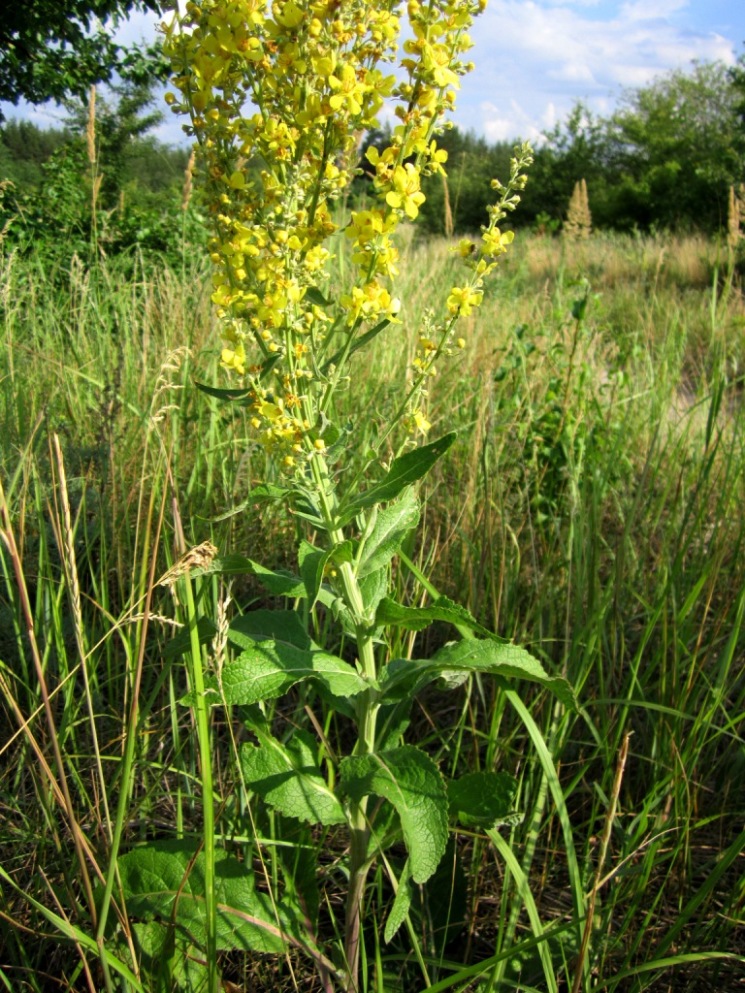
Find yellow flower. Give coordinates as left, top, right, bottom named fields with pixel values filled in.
left=328, top=64, right=368, bottom=116
left=482, top=227, right=514, bottom=257
left=454, top=238, right=477, bottom=258
left=413, top=409, right=431, bottom=433
left=221, top=343, right=246, bottom=375
left=421, top=42, right=459, bottom=89
left=385, top=164, right=426, bottom=219
left=276, top=1, right=304, bottom=29
left=446, top=285, right=483, bottom=317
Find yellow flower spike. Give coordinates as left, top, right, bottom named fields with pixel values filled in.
left=165, top=0, right=510, bottom=476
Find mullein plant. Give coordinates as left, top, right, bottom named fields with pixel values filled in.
left=112, top=2, right=574, bottom=991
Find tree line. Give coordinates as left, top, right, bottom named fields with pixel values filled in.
left=409, top=58, right=744, bottom=237
left=1, top=57, right=743, bottom=254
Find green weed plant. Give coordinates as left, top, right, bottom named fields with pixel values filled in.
left=122, top=2, right=576, bottom=991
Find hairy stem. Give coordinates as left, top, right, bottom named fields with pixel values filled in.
left=308, top=453, right=379, bottom=992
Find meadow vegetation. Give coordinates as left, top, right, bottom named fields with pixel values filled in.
left=1, top=4, right=745, bottom=988
left=1, top=222, right=744, bottom=990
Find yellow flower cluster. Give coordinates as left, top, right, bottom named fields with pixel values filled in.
left=163, top=0, right=505, bottom=463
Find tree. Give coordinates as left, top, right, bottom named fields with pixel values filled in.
left=523, top=103, right=613, bottom=228
left=63, top=80, right=165, bottom=203
left=0, top=1, right=168, bottom=116
left=0, top=119, right=70, bottom=186
left=605, top=61, right=742, bottom=231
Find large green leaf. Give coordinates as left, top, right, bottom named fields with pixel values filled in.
left=433, top=639, right=576, bottom=708
left=358, top=488, right=420, bottom=578
left=340, top=746, right=448, bottom=883
left=241, top=729, right=345, bottom=825
left=447, top=771, right=519, bottom=828
left=375, top=594, right=500, bottom=637
left=118, top=841, right=293, bottom=954
left=221, top=640, right=368, bottom=704
left=378, top=640, right=575, bottom=709
left=338, top=433, right=457, bottom=524
left=229, top=609, right=309, bottom=650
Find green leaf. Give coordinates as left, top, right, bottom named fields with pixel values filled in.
left=375, top=595, right=501, bottom=637
left=298, top=540, right=325, bottom=607
left=321, top=318, right=391, bottom=373
left=299, top=539, right=353, bottom=607
left=241, top=729, right=345, bottom=825
left=358, top=488, right=420, bottom=578
left=249, top=483, right=288, bottom=501
left=384, top=859, right=412, bottom=944
left=197, top=554, right=306, bottom=596
left=339, top=433, right=457, bottom=524
left=432, top=639, right=576, bottom=709
left=164, top=616, right=218, bottom=661
left=341, top=746, right=448, bottom=883
left=305, top=285, right=331, bottom=307
left=194, top=381, right=254, bottom=405
left=359, top=567, right=389, bottom=622
left=130, top=921, right=209, bottom=991
left=220, top=640, right=368, bottom=704
left=378, top=641, right=576, bottom=709
left=229, top=609, right=309, bottom=650
left=447, top=771, right=519, bottom=828
left=118, top=841, right=292, bottom=954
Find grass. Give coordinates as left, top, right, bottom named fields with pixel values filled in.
left=1, top=230, right=744, bottom=991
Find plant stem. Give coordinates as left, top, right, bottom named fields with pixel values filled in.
left=308, top=452, right=378, bottom=992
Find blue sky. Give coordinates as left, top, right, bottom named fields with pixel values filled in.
left=3, top=0, right=744, bottom=146
left=460, top=0, right=744, bottom=142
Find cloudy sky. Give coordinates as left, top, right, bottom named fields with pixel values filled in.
left=4, top=0, right=744, bottom=146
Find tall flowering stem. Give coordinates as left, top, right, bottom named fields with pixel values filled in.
left=164, top=2, right=533, bottom=989
left=164, top=0, right=530, bottom=469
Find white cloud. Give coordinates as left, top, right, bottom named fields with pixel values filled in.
left=619, top=0, right=688, bottom=22
left=549, top=62, right=596, bottom=83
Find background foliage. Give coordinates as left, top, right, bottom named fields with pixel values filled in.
left=0, top=0, right=167, bottom=112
